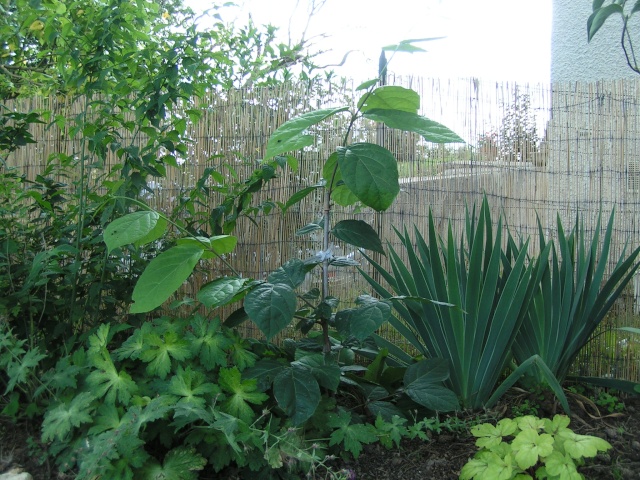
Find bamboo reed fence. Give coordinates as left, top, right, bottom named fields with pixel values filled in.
left=3, top=75, right=640, bottom=383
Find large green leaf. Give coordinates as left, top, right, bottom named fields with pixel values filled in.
left=404, top=382, right=460, bottom=412
left=279, top=184, right=322, bottom=213
left=332, top=185, right=360, bottom=207
left=139, top=446, right=206, bottom=480
left=267, top=258, right=312, bottom=288
left=332, top=220, right=384, bottom=254
left=104, top=211, right=162, bottom=253
left=358, top=86, right=419, bottom=113
left=337, top=143, right=399, bottom=212
left=323, top=151, right=360, bottom=206
left=335, top=299, right=391, bottom=341
left=363, top=109, right=465, bottom=144
left=177, top=235, right=237, bottom=259
left=243, top=358, right=287, bottom=391
left=588, top=4, right=624, bottom=41
left=265, top=107, right=348, bottom=160
left=197, top=277, right=248, bottom=308
left=273, top=366, right=321, bottom=425
left=403, top=359, right=459, bottom=412
left=292, top=354, right=341, bottom=391
left=404, top=358, right=450, bottom=385
left=244, top=282, right=297, bottom=340
left=130, top=245, right=203, bottom=313
left=382, top=37, right=445, bottom=53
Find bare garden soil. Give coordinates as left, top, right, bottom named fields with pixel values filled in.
left=2, top=392, right=640, bottom=480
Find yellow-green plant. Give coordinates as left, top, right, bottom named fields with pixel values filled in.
left=460, top=415, right=612, bottom=480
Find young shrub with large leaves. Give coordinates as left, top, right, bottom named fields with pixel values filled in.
left=105, top=41, right=464, bottom=425
left=513, top=210, right=640, bottom=390
left=360, top=197, right=567, bottom=411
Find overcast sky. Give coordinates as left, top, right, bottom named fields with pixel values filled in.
left=189, top=0, right=552, bottom=84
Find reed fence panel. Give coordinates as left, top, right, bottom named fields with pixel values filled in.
left=4, top=76, right=640, bottom=382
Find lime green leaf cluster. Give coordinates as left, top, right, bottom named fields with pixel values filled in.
left=185, top=316, right=232, bottom=369
left=460, top=415, right=612, bottom=480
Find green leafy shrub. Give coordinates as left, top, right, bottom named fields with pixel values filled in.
left=0, top=322, right=47, bottom=418
left=460, top=415, right=612, bottom=480
left=105, top=41, right=465, bottom=425
left=1, top=315, right=462, bottom=478
left=33, top=316, right=343, bottom=478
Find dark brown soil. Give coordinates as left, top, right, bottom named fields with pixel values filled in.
left=335, top=393, right=640, bottom=480
left=2, top=393, right=640, bottom=479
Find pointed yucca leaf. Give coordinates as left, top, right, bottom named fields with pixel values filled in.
left=445, top=225, right=465, bottom=365
left=371, top=334, right=414, bottom=364
left=474, top=241, right=532, bottom=407
left=567, top=375, right=640, bottom=395
left=467, top=213, right=504, bottom=397
left=358, top=265, right=425, bottom=354
left=426, top=214, right=449, bottom=301
left=515, top=209, right=640, bottom=386
left=397, top=230, right=443, bottom=352
left=389, top=296, right=455, bottom=308
left=616, top=327, right=640, bottom=335
left=578, top=213, right=606, bottom=319
left=412, top=221, right=464, bottom=391
left=487, top=355, right=569, bottom=413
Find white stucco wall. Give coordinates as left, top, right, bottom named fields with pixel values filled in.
left=552, top=0, right=640, bottom=82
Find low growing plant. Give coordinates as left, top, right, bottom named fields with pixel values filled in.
left=460, top=415, right=612, bottom=480
left=27, top=316, right=346, bottom=479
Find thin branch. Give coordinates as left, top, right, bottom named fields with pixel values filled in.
left=622, top=17, right=640, bottom=74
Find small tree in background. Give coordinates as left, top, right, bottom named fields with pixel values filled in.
left=498, top=93, right=540, bottom=162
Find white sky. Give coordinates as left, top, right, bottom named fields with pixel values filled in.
left=188, top=0, right=552, bottom=84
